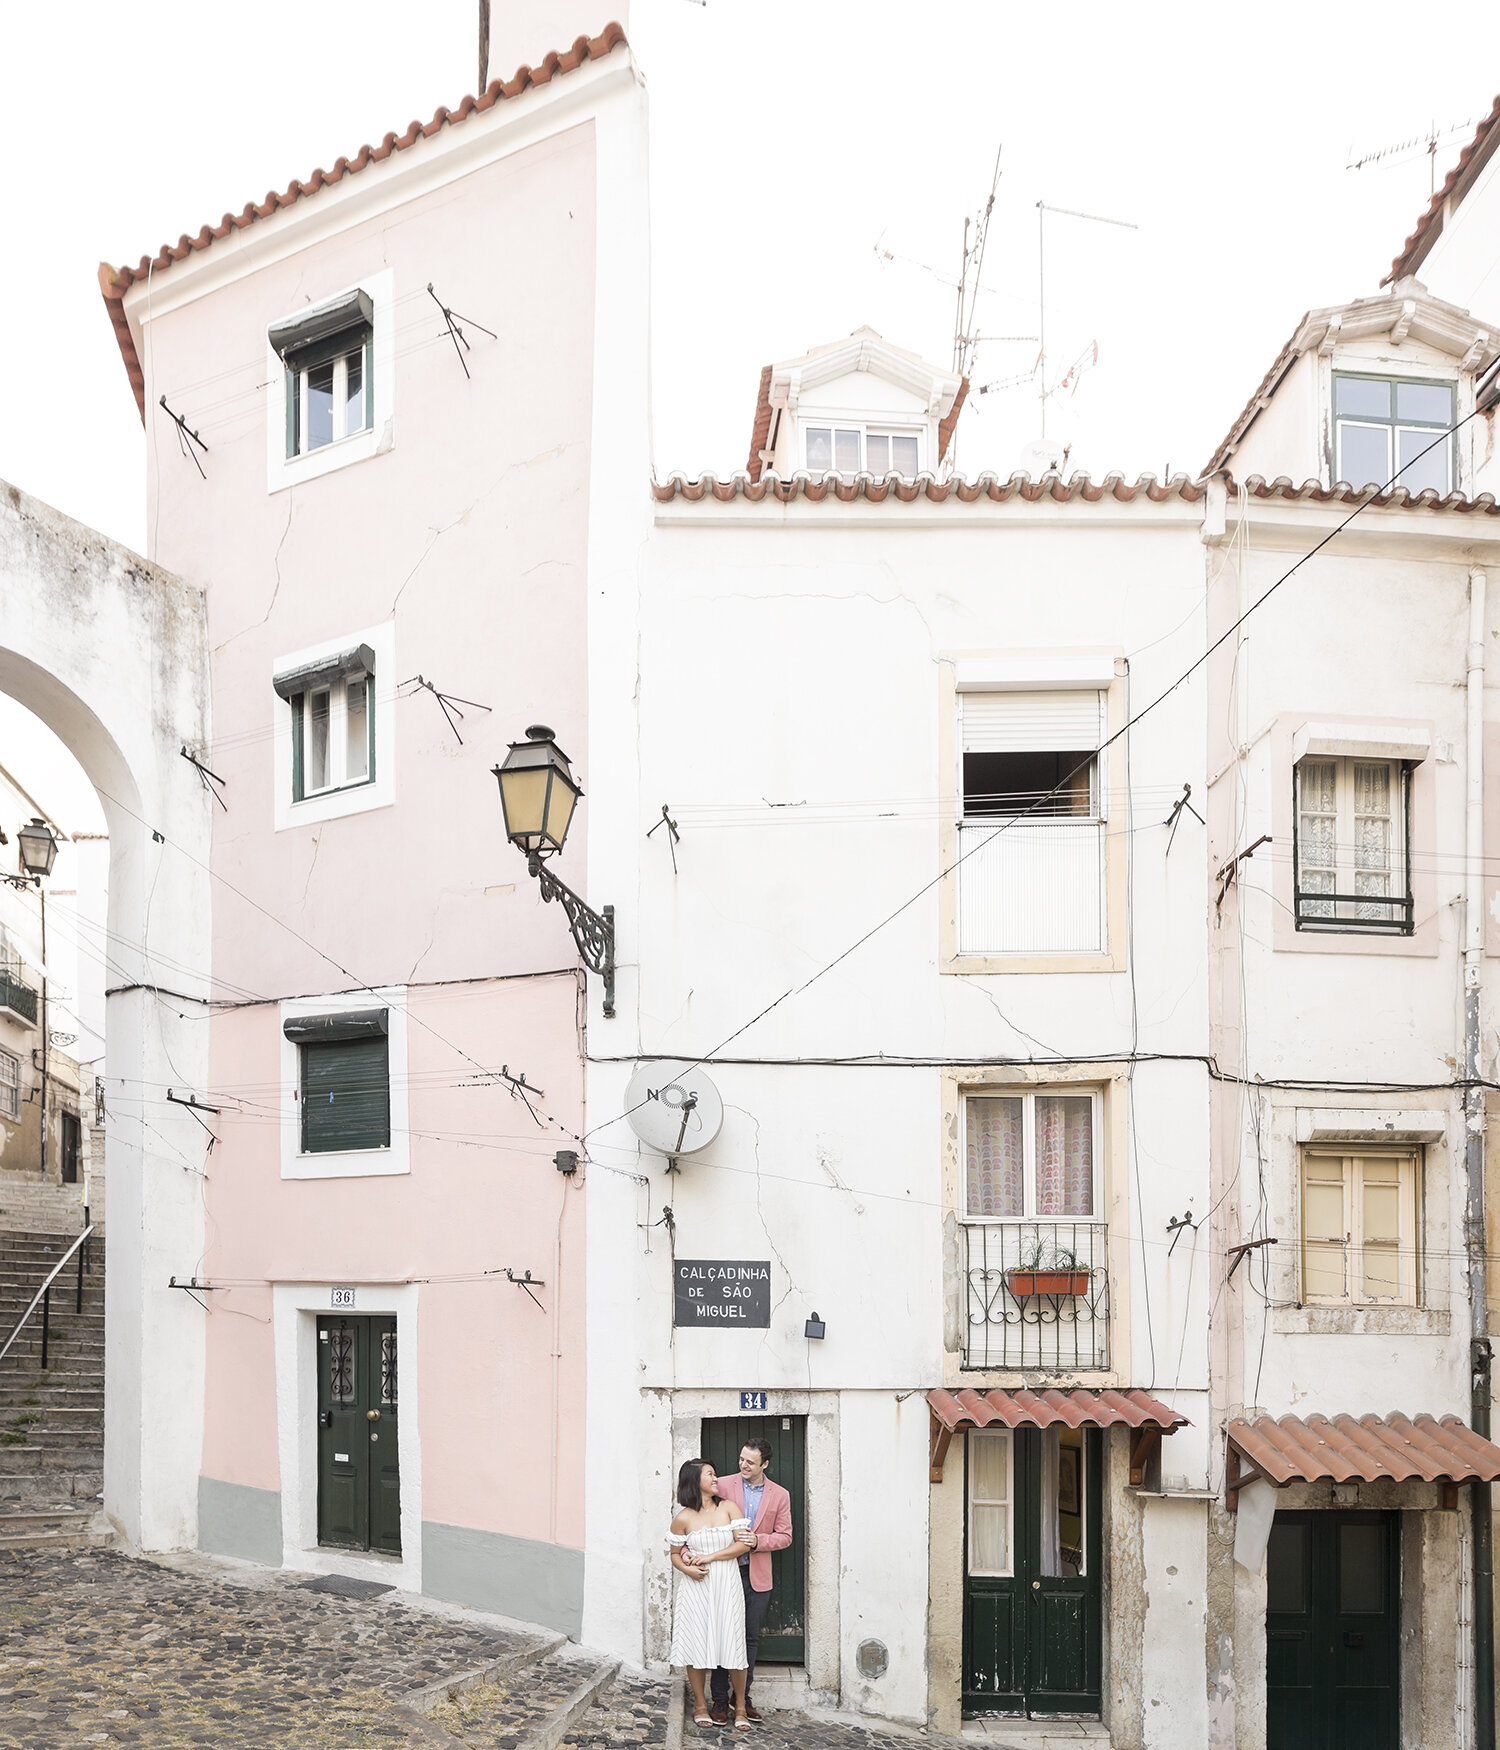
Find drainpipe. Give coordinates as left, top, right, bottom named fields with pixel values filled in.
left=1465, top=564, right=1494, bottom=1750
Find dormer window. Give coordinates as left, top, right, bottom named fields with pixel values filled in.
left=805, top=425, right=922, bottom=478
left=1333, top=374, right=1453, bottom=495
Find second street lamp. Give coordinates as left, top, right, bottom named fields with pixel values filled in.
left=7, top=819, right=59, bottom=1182
left=493, top=726, right=614, bottom=1018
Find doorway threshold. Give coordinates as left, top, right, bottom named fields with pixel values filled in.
left=288, top=1543, right=413, bottom=1595
left=961, top=1722, right=1110, bottom=1746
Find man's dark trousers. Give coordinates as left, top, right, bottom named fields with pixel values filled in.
left=710, top=1565, right=771, bottom=1708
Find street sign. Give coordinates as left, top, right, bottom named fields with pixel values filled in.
left=673, top=1260, right=771, bottom=1328
left=740, top=1390, right=768, bottom=1411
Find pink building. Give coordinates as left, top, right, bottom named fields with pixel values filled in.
left=98, top=15, right=649, bottom=1629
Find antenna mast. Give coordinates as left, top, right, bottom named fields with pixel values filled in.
left=953, top=146, right=1004, bottom=381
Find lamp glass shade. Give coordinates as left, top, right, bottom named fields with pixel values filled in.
left=495, top=730, right=582, bottom=858
left=16, top=819, right=57, bottom=878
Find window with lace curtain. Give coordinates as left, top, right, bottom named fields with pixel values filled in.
left=1294, top=755, right=1412, bottom=934
left=964, top=1090, right=1097, bottom=1219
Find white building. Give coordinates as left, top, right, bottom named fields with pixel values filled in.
left=584, top=332, right=1215, bottom=1737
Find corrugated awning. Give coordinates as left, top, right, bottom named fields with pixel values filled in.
left=926, top=1387, right=1188, bottom=1484
left=1227, top=1412, right=1500, bottom=1491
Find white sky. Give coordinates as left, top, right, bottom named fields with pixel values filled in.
left=0, top=1, right=1496, bottom=804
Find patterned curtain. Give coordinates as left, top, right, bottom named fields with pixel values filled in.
left=1297, top=758, right=1337, bottom=918
left=1352, top=761, right=1392, bottom=919
left=1035, top=1094, right=1093, bottom=1216
left=966, top=1098, right=1024, bottom=1217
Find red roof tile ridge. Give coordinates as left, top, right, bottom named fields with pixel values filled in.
left=1385, top=93, right=1500, bottom=287
left=99, top=23, right=628, bottom=419
left=1226, top=471, right=1500, bottom=516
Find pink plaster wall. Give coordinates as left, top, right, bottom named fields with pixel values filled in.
left=138, top=105, right=600, bottom=1554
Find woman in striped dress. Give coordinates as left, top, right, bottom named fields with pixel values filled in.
left=668, top=1458, right=751, bottom=1728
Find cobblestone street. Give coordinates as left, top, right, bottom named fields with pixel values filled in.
left=0, top=1548, right=983, bottom=1750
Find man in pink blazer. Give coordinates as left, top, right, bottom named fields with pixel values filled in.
left=709, top=1438, right=794, bottom=1724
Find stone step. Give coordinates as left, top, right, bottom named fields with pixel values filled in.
left=0, top=1387, right=102, bottom=1405
left=424, top=1654, right=625, bottom=1748
left=0, top=1469, right=101, bottom=1500
left=0, top=1445, right=104, bottom=1471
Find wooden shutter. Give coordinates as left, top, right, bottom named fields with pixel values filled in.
left=301, top=1036, right=390, bottom=1153
left=961, top=691, right=1104, bottom=754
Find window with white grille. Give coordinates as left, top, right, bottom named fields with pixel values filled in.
left=957, top=690, right=1105, bottom=954
left=1294, top=755, right=1411, bottom=933
left=0, top=1049, right=17, bottom=1120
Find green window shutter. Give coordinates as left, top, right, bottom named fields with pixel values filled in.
left=365, top=333, right=376, bottom=432
left=291, top=693, right=305, bottom=802
left=301, top=1036, right=390, bottom=1153
left=366, top=675, right=376, bottom=782
left=286, top=366, right=300, bottom=459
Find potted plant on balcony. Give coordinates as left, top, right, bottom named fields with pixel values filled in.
left=1006, top=1237, right=1091, bottom=1299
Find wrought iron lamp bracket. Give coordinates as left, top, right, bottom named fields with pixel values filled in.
left=528, top=853, right=615, bottom=1017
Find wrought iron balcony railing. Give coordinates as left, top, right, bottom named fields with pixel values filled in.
left=962, top=1220, right=1111, bottom=1372
left=0, top=970, right=38, bottom=1026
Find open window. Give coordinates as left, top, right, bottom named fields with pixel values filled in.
left=274, top=644, right=376, bottom=804
left=956, top=691, right=1105, bottom=955
left=270, top=290, right=375, bottom=460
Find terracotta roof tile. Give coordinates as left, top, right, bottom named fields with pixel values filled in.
left=1226, top=471, right=1500, bottom=516
left=746, top=365, right=773, bottom=483
left=927, top=1386, right=1188, bottom=1433
left=98, top=23, right=628, bottom=419
left=1385, top=94, right=1500, bottom=288
left=1228, top=1411, right=1500, bottom=1486
left=936, top=375, right=970, bottom=463
left=653, top=469, right=1207, bottom=507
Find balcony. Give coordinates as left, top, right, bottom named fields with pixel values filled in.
left=962, top=1221, right=1111, bottom=1371
left=956, top=819, right=1104, bottom=955
left=0, top=969, right=37, bottom=1027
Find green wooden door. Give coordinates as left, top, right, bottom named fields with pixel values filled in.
left=700, top=1415, right=806, bottom=1663
left=317, top=1315, right=400, bottom=1554
left=963, top=1427, right=1102, bottom=1717
left=1266, top=1511, right=1399, bottom=1750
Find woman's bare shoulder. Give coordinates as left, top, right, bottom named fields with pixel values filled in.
left=670, top=1508, right=694, bottom=1534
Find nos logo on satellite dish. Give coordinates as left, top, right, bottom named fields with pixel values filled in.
left=624, top=1060, right=725, bottom=1162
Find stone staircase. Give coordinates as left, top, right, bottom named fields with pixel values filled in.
left=0, top=1175, right=89, bottom=1235
left=0, top=1226, right=110, bottom=1549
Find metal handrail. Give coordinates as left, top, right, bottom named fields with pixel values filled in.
left=0, top=1224, right=96, bottom=1367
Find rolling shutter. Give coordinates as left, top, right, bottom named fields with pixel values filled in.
left=961, top=691, right=1104, bottom=754
left=300, top=1035, right=391, bottom=1154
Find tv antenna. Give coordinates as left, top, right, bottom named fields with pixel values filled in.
left=953, top=145, right=1005, bottom=381
left=1347, top=117, right=1473, bottom=196
left=1035, top=202, right=1137, bottom=437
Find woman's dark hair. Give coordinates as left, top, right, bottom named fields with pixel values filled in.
left=676, top=1457, right=714, bottom=1511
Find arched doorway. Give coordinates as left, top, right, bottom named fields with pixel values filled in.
left=0, top=478, right=211, bottom=1550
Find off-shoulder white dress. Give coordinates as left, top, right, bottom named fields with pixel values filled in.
left=669, top=1517, right=750, bottom=1669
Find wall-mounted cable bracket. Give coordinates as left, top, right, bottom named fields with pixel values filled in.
left=502, top=1268, right=546, bottom=1309
left=427, top=283, right=497, bottom=380
left=1225, top=1235, right=1277, bottom=1282
left=180, top=747, right=228, bottom=810
left=1163, top=783, right=1204, bottom=855
left=159, top=396, right=208, bottom=479
left=1215, top=833, right=1272, bottom=911
left=397, top=675, right=491, bottom=745
left=647, top=803, right=681, bottom=873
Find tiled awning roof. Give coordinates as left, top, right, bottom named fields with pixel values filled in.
left=1384, top=94, right=1500, bottom=286
left=1227, top=1412, right=1500, bottom=1487
left=928, top=1386, right=1187, bottom=1434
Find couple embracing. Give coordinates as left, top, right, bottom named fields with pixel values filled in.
left=668, top=1439, right=793, bottom=1729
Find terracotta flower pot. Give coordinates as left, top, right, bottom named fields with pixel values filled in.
left=1007, top=1268, right=1090, bottom=1298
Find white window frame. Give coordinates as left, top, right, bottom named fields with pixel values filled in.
left=279, top=988, right=410, bottom=1180
left=962, top=1088, right=1102, bottom=1222
left=967, top=1429, right=1014, bottom=1578
left=803, top=422, right=924, bottom=478
left=290, top=344, right=369, bottom=458
left=297, top=671, right=373, bottom=800
left=1294, top=754, right=1411, bottom=933
left=266, top=270, right=394, bottom=493
left=1300, top=1147, right=1420, bottom=1308
left=1332, top=373, right=1454, bottom=495
left=0, top=1048, right=18, bottom=1120
left=273, top=622, right=395, bottom=832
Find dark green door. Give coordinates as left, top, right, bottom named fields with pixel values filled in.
left=963, top=1427, right=1102, bottom=1717
left=1266, top=1511, right=1399, bottom=1750
left=700, top=1415, right=806, bottom=1663
left=317, top=1316, right=400, bottom=1554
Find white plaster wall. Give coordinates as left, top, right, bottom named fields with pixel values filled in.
left=0, top=481, right=211, bottom=1551
left=1140, top=1498, right=1209, bottom=1746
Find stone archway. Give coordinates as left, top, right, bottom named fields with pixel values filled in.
left=0, top=479, right=210, bottom=1550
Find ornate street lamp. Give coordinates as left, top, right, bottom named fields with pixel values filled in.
left=493, top=727, right=614, bottom=1018
left=16, top=818, right=58, bottom=880
left=6, top=820, right=59, bottom=1182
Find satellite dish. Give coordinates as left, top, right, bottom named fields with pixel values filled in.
left=1019, top=437, right=1067, bottom=477
left=624, top=1061, right=724, bottom=1159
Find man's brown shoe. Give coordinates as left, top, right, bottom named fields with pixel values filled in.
left=743, top=1704, right=764, bottom=1723
left=709, top=1703, right=730, bottom=1725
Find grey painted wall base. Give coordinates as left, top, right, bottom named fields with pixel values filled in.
left=198, top=1476, right=283, bottom=1567
left=423, top=1520, right=584, bottom=1637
